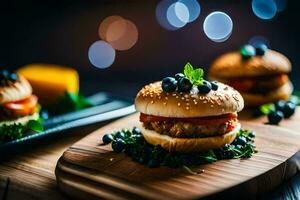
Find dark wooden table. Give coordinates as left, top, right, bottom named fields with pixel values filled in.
left=0, top=119, right=300, bottom=200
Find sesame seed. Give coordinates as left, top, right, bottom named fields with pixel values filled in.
left=165, top=97, right=168, bottom=100
left=211, top=105, right=214, bottom=107
left=186, top=107, right=190, bottom=110
left=186, top=103, right=190, bottom=106
left=178, top=103, right=181, bottom=106
left=163, top=102, right=167, bottom=106
left=176, top=96, right=179, bottom=99
left=151, top=100, right=154, bottom=104
left=204, top=100, right=207, bottom=103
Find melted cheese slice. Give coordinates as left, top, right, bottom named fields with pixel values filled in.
left=17, top=64, right=79, bottom=105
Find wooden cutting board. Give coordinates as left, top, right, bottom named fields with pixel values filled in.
left=55, top=111, right=300, bottom=200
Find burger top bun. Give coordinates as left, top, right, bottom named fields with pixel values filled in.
left=0, top=75, right=32, bottom=105
left=135, top=81, right=244, bottom=118
left=209, top=50, right=291, bottom=79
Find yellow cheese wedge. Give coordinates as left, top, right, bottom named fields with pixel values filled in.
left=17, top=64, right=79, bottom=105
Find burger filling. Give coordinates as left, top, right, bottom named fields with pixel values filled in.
left=227, top=74, right=288, bottom=94
left=0, top=95, right=38, bottom=121
left=140, top=113, right=238, bottom=138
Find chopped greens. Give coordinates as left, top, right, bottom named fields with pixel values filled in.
left=102, top=128, right=257, bottom=169
left=0, top=117, right=43, bottom=142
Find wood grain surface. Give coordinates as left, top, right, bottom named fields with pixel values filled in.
left=55, top=112, right=300, bottom=200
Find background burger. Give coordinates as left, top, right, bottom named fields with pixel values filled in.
left=135, top=78, right=244, bottom=152
left=0, top=70, right=40, bottom=140
left=208, top=44, right=293, bottom=107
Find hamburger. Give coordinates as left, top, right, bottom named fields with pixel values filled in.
left=135, top=65, right=244, bottom=152
left=0, top=70, right=40, bottom=140
left=208, top=44, right=293, bottom=107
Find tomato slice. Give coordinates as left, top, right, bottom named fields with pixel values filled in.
left=3, top=95, right=38, bottom=116
left=140, top=113, right=237, bottom=125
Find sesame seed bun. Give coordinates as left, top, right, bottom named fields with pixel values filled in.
left=209, top=50, right=291, bottom=79
left=241, top=81, right=293, bottom=107
left=135, top=81, right=244, bottom=118
left=139, top=122, right=240, bottom=152
left=0, top=75, right=32, bottom=105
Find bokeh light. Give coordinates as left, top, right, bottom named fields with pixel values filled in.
left=249, top=35, right=270, bottom=48
left=203, top=11, right=233, bottom=42
left=166, top=2, right=189, bottom=28
left=179, top=0, right=201, bottom=22
left=98, top=16, right=124, bottom=41
left=105, top=18, right=128, bottom=43
left=108, top=20, right=139, bottom=51
left=98, top=16, right=138, bottom=51
left=156, top=0, right=179, bottom=31
left=252, top=0, right=277, bottom=20
left=274, top=0, right=288, bottom=12
left=88, top=40, right=116, bottom=69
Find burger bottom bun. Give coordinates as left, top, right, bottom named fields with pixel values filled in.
left=0, top=112, right=39, bottom=127
left=139, top=123, right=240, bottom=152
left=241, top=81, right=293, bottom=107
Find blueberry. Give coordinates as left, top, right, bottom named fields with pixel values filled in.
left=255, top=43, right=268, bottom=56
left=236, top=136, right=247, bottom=146
left=236, top=145, right=243, bottom=150
left=40, top=109, right=49, bottom=120
left=162, top=77, right=177, bottom=92
left=249, top=131, right=256, bottom=138
left=283, top=102, right=296, bottom=118
left=9, top=73, right=18, bottom=82
left=198, top=80, right=212, bottom=94
left=268, top=111, right=284, bottom=125
left=175, top=73, right=185, bottom=81
left=134, top=134, right=144, bottom=142
left=0, top=70, right=9, bottom=79
left=288, top=96, right=299, bottom=105
left=147, top=159, right=160, bottom=168
left=132, top=127, right=141, bottom=135
left=210, top=81, right=219, bottom=91
left=222, top=143, right=230, bottom=151
left=115, top=131, right=125, bottom=139
left=138, top=157, right=147, bottom=164
left=240, top=44, right=256, bottom=59
left=177, top=77, right=193, bottom=92
left=112, top=139, right=126, bottom=152
left=274, top=100, right=286, bottom=112
left=102, top=134, right=114, bottom=144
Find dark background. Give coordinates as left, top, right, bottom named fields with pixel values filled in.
left=1, top=0, right=299, bottom=97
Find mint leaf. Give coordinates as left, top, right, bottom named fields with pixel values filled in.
left=27, top=120, right=44, bottom=132
left=183, top=62, right=194, bottom=80
left=259, top=103, right=275, bottom=115
left=192, top=68, right=204, bottom=81
left=183, top=62, right=204, bottom=85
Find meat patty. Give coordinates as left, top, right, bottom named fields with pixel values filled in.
left=228, top=74, right=288, bottom=94
left=143, top=118, right=238, bottom=138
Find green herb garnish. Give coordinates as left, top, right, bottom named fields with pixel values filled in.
left=102, top=128, right=257, bottom=169
left=46, top=92, right=93, bottom=115
left=27, top=119, right=44, bottom=132
left=259, top=103, right=275, bottom=115
left=0, top=117, right=43, bottom=142
left=183, top=62, right=204, bottom=86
